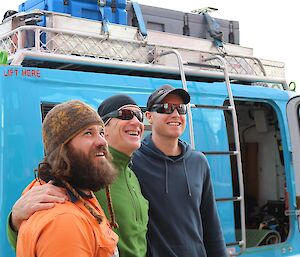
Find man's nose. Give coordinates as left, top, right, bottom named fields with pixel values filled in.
left=171, top=108, right=180, bottom=116
left=95, top=133, right=108, bottom=147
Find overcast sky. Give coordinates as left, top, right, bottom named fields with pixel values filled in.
left=1, top=0, right=298, bottom=89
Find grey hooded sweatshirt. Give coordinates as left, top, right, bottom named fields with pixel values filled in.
left=132, top=134, right=227, bottom=257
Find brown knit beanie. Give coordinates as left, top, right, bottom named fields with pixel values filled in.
left=42, top=100, right=104, bottom=156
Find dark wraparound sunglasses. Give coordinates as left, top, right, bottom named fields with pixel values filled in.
left=102, top=109, right=144, bottom=122
left=150, top=103, right=187, bottom=115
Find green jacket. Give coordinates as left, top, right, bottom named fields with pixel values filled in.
left=95, top=147, right=148, bottom=257
left=6, top=213, right=17, bottom=249
left=7, top=146, right=149, bottom=257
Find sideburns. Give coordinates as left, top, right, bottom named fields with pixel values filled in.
left=37, top=144, right=72, bottom=183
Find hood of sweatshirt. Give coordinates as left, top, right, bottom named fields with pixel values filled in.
left=138, top=134, right=193, bottom=196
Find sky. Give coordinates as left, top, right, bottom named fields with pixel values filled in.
left=0, top=0, right=298, bottom=90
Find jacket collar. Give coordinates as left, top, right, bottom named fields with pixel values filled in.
left=41, top=176, right=93, bottom=203
left=109, top=146, right=132, bottom=168
left=67, top=188, right=93, bottom=203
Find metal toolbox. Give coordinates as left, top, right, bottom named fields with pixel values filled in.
left=127, top=4, right=240, bottom=45
left=18, top=0, right=127, bottom=25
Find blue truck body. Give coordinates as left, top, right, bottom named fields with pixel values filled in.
left=1, top=66, right=299, bottom=256
left=1, top=2, right=300, bottom=256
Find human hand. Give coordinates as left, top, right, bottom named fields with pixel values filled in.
left=11, top=182, right=68, bottom=231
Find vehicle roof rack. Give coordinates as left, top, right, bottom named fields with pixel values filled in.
left=0, top=10, right=287, bottom=89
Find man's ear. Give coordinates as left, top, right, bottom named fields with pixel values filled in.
left=145, top=111, right=153, bottom=124
left=104, top=127, right=110, bottom=138
left=104, top=119, right=112, bottom=138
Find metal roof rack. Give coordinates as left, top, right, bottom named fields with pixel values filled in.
left=0, top=10, right=287, bottom=89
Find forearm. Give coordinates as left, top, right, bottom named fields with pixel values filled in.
left=6, top=212, right=18, bottom=250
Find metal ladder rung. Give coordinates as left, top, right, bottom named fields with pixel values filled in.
left=202, top=151, right=238, bottom=155
left=226, top=240, right=244, bottom=247
left=216, top=196, right=242, bottom=202
left=191, top=104, right=233, bottom=111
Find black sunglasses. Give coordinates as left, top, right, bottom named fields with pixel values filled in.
left=103, top=109, right=144, bottom=122
left=150, top=103, right=187, bottom=115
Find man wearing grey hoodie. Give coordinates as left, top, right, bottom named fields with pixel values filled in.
left=132, top=84, right=227, bottom=257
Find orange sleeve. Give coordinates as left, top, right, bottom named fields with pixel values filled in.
left=36, top=213, right=96, bottom=257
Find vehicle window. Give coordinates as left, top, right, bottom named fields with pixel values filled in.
left=41, top=102, right=58, bottom=121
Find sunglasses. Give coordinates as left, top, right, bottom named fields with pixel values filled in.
left=103, top=109, right=144, bottom=123
left=150, top=103, right=187, bottom=115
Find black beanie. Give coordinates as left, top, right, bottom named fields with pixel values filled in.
left=98, top=94, right=138, bottom=123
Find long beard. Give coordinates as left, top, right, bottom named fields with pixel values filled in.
left=67, top=145, right=118, bottom=192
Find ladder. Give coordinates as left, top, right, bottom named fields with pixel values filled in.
left=158, top=50, right=246, bottom=256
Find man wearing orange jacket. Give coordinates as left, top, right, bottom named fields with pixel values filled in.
left=16, top=100, right=119, bottom=257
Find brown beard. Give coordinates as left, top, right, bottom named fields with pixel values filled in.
left=66, top=145, right=118, bottom=192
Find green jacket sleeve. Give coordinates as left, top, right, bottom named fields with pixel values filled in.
left=6, top=212, right=18, bottom=250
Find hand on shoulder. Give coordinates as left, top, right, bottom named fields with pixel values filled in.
left=11, top=182, right=68, bottom=231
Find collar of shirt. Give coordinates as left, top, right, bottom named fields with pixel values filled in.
left=67, top=187, right=93, bottom=203
left=41, top=175, right=93, bottom=203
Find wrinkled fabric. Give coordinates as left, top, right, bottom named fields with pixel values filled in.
left=96, top=146, right=149, bottom=257
left=132, top=134, right=227, bottom=257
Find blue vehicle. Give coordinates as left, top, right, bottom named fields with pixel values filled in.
left=1, top=2, right=299, bottom=256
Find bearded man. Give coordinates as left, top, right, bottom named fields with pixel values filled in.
left=16, top=100, right=119, bottom=257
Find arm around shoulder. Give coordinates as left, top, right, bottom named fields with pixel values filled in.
left=6, top=181, right=68, bottom=251
left=6, top=212, right=18, bottom=250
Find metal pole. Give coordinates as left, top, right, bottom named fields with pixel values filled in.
left=159, top=49, right=195, bottom=149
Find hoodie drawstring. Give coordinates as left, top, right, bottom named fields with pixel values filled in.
left=165, top=160, right=169, bottom=194
left=183, top=159, right=192, bottom=196
left=164, top=159, right=192, bottom=196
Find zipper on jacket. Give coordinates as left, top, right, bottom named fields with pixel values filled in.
left=125, top=169, right=141, bottom=222
left=132, top=187, right=143, bottom=222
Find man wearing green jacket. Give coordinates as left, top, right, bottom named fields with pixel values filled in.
left=7, top=95, right=148, bottom=257
left=97, top=95, right=149, bottom=256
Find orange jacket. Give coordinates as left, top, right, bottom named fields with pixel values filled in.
left=16, top=180, right=118, bottom=257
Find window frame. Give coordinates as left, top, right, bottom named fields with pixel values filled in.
left=287, top=96, right=300, bottom=209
